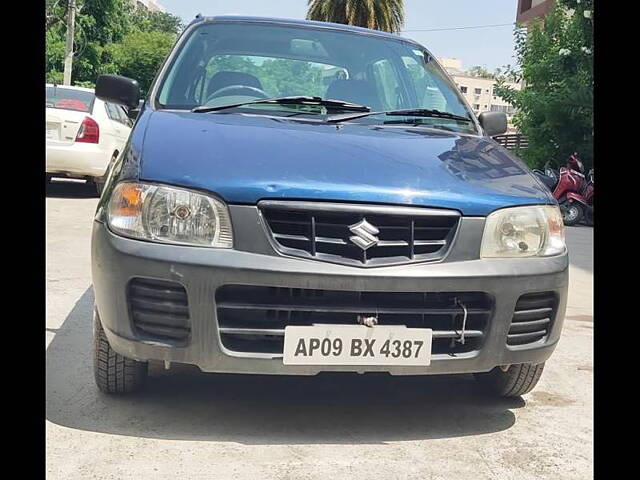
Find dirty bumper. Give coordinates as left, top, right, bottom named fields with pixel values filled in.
left=91, top=210, right=568, bottom=376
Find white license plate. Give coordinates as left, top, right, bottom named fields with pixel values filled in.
left=283, top=325, right=432, bottom=366
left=46, top=127, right=58, bottom=140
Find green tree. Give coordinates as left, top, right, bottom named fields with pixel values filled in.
left=307, top=0, right=404, bottom=33
left=46, top=1, right=182, bottom=87
left=494, top=0, right=593, bottom=169
left=129, top=8, right=183, bottom=36
left=203, top=55, right=325, bottom=99
left=105, top=30, right=175, bottom=94
left=259, top=59, right=324, bottom=97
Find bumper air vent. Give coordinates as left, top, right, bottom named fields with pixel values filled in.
left=508, top=292, right=557, bottom=346
left=128, top=278, right=190, bottom=344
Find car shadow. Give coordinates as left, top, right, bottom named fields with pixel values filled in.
left=46, top=179, right=98, bottom=198
left=46, top=287, right=524, bottom=445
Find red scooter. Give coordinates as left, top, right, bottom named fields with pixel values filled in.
left=567, top=168, right=593, bottom=226
left=533, top=153, right=589, bottom=226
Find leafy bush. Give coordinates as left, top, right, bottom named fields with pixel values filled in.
left=104, top=31, right=175, bottom=95
left=46, top=70, right=64, bottom=85
left=494, top=0, right=593, bottom=170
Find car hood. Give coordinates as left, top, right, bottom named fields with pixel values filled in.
left=138, top=111, right=552, bottom=215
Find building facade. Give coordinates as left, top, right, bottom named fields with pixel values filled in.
left=516, top=0, right=555, bottom=24
left=133, top=0, right=166, bottom=13
left=438, top=58, right=522, bottom=132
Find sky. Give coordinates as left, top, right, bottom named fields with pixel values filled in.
left=159, top=0, right=519, bottom=72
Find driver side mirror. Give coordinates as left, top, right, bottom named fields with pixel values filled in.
left=95, top=74, right=140, bottom=109
left=478, top=111, right=507, bottom=136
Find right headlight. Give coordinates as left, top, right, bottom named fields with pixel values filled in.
left=107, top=182, right=233, bottom=248
left=480, top=205, right=565, bottom=258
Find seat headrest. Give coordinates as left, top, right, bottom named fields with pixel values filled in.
left=207, top=71, right=263, bottom=98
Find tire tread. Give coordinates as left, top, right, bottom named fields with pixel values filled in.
left=93, top=309, right=147, bottom=394
left=474, top=362, right=545, bottom=397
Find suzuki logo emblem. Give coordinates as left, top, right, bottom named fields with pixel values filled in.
left=348, top=219, right=380, bottom=250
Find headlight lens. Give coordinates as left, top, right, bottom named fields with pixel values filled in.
left=481, top=205, right=565, bottom=258
left=107, top=182, right=233, bottom=248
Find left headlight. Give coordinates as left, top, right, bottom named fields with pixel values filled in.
left=481, top=205, right=565, bottom=258
left=107, top=182, right=233, bottom=248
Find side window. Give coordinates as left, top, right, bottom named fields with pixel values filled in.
left=371, top=59, right=402, bottom=110
left=105, top=103, right=120, bottom=123
left=117, top=106, right=132, bottom=127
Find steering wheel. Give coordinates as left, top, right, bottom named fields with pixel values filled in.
left=205, top=85, right=270, bottom=104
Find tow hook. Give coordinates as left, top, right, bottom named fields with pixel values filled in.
left=499, top=365, right=510, bottom=372
left=454, top=298, right=468, bottom=345
left=357, top=314, right=378, bottom=327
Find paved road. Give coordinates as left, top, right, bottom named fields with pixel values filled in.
left=46, top=180, right=593, bottom=480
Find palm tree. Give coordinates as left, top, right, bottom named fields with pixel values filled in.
left=307, top=0, right=405, bottom=34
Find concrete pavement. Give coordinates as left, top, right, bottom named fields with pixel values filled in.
left=46, top=180, right=593, bottom=480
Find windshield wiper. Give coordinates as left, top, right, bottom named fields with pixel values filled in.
left=326, top=108, right=473, bottom=124
left=191, top=96, right=371, bottom=113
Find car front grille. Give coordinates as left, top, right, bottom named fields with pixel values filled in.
left=215, top=285, right=492, bottom=357
left=128, top=278, right=191, bottom=344
left=259, top=201, right=460, bottom=267
left=507, top=292, right=557, bottom=346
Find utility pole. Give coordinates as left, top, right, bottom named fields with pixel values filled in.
left=63, top=0, right=77, bottom=85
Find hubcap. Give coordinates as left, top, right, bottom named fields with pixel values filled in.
left=564, top=205, right=579, bottom=221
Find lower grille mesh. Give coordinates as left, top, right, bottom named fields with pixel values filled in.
left=128, top=278, right=190, bottom=344
left=508, top=292, right=557, bottom=346
left=216, top=285, right=492, bottom=356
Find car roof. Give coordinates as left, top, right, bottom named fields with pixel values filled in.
left=187, top=15, right=420, bottom=46
left=46, top=83, right=95, bottom=94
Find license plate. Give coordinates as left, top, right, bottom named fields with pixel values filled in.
left=46, top=126, right=58, bottom=140
left=283, top=325, right=432, bottom=366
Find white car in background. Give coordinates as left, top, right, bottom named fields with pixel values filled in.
left=46, top=84, right=132, bottom=195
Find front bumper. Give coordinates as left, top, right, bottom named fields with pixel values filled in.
left=92, top=206, right=568, bottom=376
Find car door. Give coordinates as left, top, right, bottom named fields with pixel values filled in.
left=104, top=102, right=126, bottom=143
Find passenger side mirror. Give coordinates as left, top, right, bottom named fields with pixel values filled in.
left=478, top=111, right=507, bottom=137
left=95, top=74, right=140, bottom=109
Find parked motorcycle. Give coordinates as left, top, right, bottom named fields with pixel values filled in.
left=533, top=153, right=588, bottom=226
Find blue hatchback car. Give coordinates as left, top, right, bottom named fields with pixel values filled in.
left=92, top=15, right=568, bottom=397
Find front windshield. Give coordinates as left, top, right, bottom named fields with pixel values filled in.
left=156, top=22, right=476, bottom=133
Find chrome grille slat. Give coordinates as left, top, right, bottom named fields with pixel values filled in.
left=260, top=201, right=459, bottom=267
left=218, top=301, right=491, bottom=315
left=216, top=285, right=492, bottom=356
left=219, top=326, right=484, bottom=339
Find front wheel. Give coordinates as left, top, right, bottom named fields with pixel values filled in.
left=560, top=201, right=583, bottom=226
left=474, top=363, right=545, bottom=397
left=93, top=307, right=148, bottom=394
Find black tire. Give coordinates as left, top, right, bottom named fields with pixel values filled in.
left=93, top=308, right=148, bottom=394
left=474, top=363, right=545, bottom=397
left=561, top=202, right=583, bottom=226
